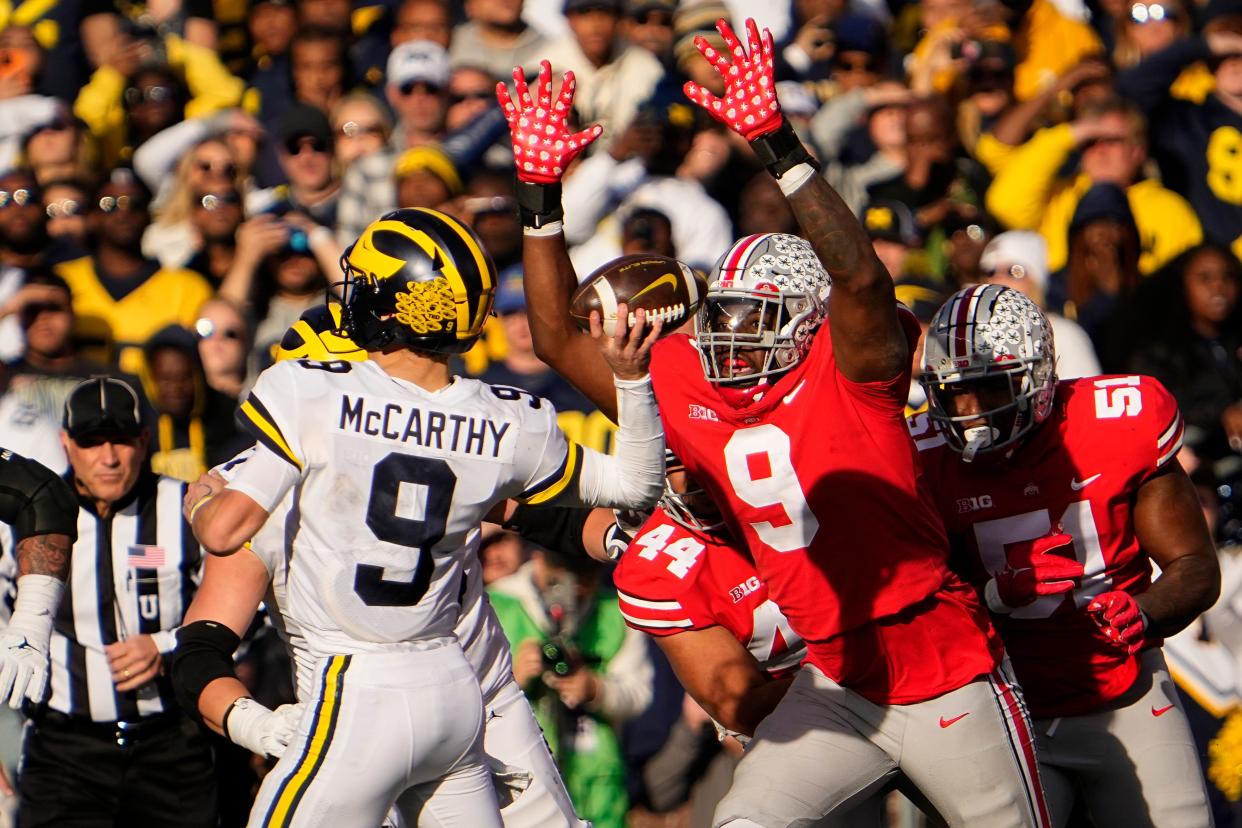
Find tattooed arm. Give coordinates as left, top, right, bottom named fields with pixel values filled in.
left=0, top=451, right=76, bottom=709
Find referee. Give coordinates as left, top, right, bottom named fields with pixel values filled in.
left=17, top=377, right=216, bottom=827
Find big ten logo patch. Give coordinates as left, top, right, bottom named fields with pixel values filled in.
left=957, top=494, right=993, bottom=513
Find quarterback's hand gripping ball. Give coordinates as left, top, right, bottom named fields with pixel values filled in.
left=684, top=18, right=784, bottom=141
left=985, top=532, right=1084, bottom=613
left=1088, top=590, right=1147, bottom=655
left=496, top=60, right=603, bottom=185
left=571, top=254, right=706, bottom=337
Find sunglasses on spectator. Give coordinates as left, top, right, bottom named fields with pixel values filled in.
left=398, top=81, right=442, bottom=97
left=33, top=118, right=72, bottom=134
left=124, top=85, right=174, bottom=106
left=45, top=199, right=81, bottom=218
left=283, top=136, right=329, bottom=155
left=338, top=120, right=385, bottom=138
left=21, top=301, right=69, bottom=319
left=449, top=90, right=494, bottom=106
left=0, top=188, right=36, bottom=208
left=195, top=318, right=242, bottom=340
left=195, top=192, right=242, bottom=211
left=97, top=195, right=148, bottom=213
left=630, top=10, right=672, bottom=25
left=1130, top=3, right=1177, bottom=23
left=195, top=159, right=238, bottom=178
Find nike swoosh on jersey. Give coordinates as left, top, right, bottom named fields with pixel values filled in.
left=783, top=380, right=807, bottom=405
left=1151, top=704, right=1175, bottom=717
left=939, top=712, right=970, bottom=728
left=1070, top=473, right=1102, bottom=490
left=629, top=273, right=680, bottom=301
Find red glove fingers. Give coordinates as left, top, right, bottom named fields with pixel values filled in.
left=496, top=60, right=603, bottom=185
left=1088, top=591, right=1147, bottom=655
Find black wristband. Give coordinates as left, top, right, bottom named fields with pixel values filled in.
left=515, top=180, right=564, bottom=229
left=749, top=119, right=820, bottom=181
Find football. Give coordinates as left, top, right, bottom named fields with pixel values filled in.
left=570, top=254, right=706, bottom=337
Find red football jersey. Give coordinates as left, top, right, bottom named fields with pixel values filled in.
left=914, top=374, right=1184, bottom=718
left=613, top=506, right=805, bottom=679
left=648, top=322, right=1001, bottom=704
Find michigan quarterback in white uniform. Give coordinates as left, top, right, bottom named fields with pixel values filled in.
left=172, top=303, right=585, bottom=828
left=180, top=209, right=666, bottom=827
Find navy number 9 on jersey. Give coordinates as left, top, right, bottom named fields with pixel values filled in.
left=354, top=453, right=457, bottom=607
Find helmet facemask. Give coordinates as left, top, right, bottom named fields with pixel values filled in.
left=695, top=233, right=830, bottom=386
left=660, top=450, right=725, bottom=534
left=921, top=360, right=1051, bottom=461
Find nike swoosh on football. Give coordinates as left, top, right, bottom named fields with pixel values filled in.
left=939, top=712, right=970, bottom=728
left=1070, top=473, right=1102, bottom=490
left=629, top=273, right=680, bottom=302
left=1151, top=704, right=1175, bottom=717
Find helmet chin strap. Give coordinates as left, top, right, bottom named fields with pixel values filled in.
left=961, top=425, right=999, bottom=463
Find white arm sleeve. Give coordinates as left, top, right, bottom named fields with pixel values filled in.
left=561, top=152, right=645, bottom=245
left=132, top=116, right=213, bottom=194
left=571, top=376, right=664, bottom=509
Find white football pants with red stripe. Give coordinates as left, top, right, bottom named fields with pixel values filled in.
left=1034, top=648, right=1213, bottom=828
left=713, top=660, right=1051, bottom=828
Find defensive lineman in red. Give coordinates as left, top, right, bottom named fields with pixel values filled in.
left=500, top=16, right=1052, bottom=826
left=916, top=282, right=1219, bottom=826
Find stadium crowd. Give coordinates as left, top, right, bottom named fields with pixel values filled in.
left=0, top=0, right=1241, bottom=825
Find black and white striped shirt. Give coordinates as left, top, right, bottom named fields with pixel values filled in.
left=32, top=472, right=202, bottom=722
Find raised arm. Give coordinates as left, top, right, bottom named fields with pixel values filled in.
left=682, top=18, right=905, bottom=383
left=497, top=62, right=622, bottom=420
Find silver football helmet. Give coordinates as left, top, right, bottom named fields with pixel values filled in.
left=696, top=234, right=831, bottom=384
left=660, top=449, right=725, bottom=534
left=919, top=284, right=1057, bottom=461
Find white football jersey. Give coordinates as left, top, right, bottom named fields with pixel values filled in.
left=228, top=359, right=580, bottom=657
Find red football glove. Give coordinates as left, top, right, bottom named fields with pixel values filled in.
left=683, top=18, right=783, bottom=141
left=1088, top=591, right=1147, bottom=655
left=496, top=60, right=603, bottom=185
left=984, top=532, right=1084, bottom=613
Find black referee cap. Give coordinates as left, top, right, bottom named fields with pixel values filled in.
left=63, top=377, right=145, bottom=440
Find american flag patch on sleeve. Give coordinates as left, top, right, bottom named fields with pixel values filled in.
left=127, top=545, right=166, bottom=568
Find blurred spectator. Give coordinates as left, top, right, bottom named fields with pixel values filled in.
left=979, top=230, right=1102, bottom=378
left=0, top=169, right=80, bottom=363
left=446, top=65, right=501, bottom=133
left=144, top=136, right=244, bottom=267
left=987, top=96, right=1203, bottom=275
left=245, top=0, right=299, bottom=125
left=479, top=528, right=531, bottom=585
left=954, top=40, right=1016, bottom=154
left=141, top=323, right=245, bottom=480
left=3, top=270, right=107, bottom=389
left=1052, top=181, right=1143, bottom=368
left=543, top=0, right=665, bottom=151
left=286, top=25, right=348, bottom=116
left=621, top=0, right=676, bottom=63
left=1113, top=0, right=1213, bottom=107
left=489, top=547, right=653, bottom=828
left=620, top=207, right=675, bottom=257
left=391, top=0, right=454, bottom=49
left=42, top=179, right=91, bottom=249
left=863, top=198, right=923, bottom=279
left=251, top=103, right=340, bottom=228
left=776, top=1, right=839, bottom=81
left=0, top=89, right=66, bottom=177
left=55, top=170, right=213, bottom=376
left=1117, top=15, right=1242, bottom=253
left=193, top=298, right=250, bottom=399
left=131, top=109, right=261, bottom=207
left=809, top=81, right=911, bottom=215
left=736, top=173, right=799, bottom=237
left=480, top=265, right=598, bottom=415
left=74, top=37, right=245, bottom=168
left=461, top=168, right=523, bottom=271
left=1128, top=243, right=1242, bottom=466
left=330, top=92, right=392, bottom=169
left=564, top=96, right=731, bottom=272
left=449, top=0, right=550, bottom=77
left=394, top=144, right=462, bottom=208
left=183, top=187, right=245, bottom=286
left=0, top=6, right=118, bottom=102
left=387, top=40, right=451, bottom=147
left=940, top=209, right=996, bottom=288
left=896, top=278, right=949, bottom=414
left=22, top=112, right=95, bottom=187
